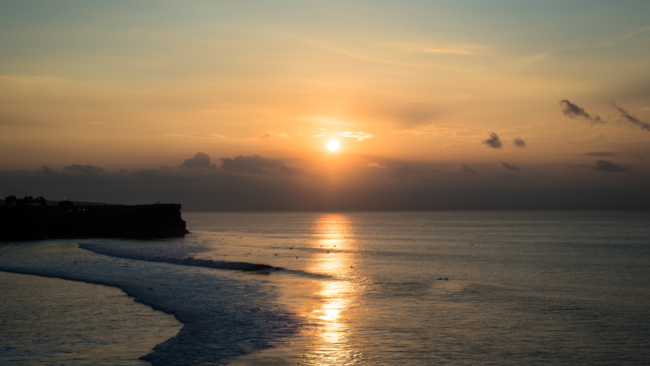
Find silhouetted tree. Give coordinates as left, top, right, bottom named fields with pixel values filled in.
left=59, top=200, right=74, bottom=211
left=36, top=196, right=47, bottom=206
left=4, top=195, right=17, bottom=206
left=16, top=196, right=35, bottom=206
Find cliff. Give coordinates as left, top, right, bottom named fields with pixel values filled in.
left=0, top=204, right=188, bottom=241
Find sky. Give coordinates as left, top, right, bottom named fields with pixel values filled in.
left=1, top=0, right=650, bottom=210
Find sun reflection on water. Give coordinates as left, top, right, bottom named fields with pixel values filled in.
left=303, top=214, right=359, bottom=364
left=226, top=214, right=363, bottom=365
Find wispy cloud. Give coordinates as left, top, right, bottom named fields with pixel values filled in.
left=337, top=131, right=373, bottom=141
left=585, top=152, right=615, bottom=157
left=259, top=131, right=291, bottom=140
left=391, top=124, right=474, bottom=138
left=63, top=164, right=105, bottom=175
left=621, top=25, right=650, bottom=39
left=560, top=100, right=603, bottom=124
left=368, top=162, right=386, bottom=169
left=424, top=47, right=473, bottom=55
left=611, top=103, right=650, bottom=132
left=164, top=133, right=227, bottom=138
left=500, top=160, right=520, bottom=172
left=460, top=164, right=476, bottom=174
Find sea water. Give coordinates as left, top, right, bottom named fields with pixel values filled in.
left=1, top=211, right=649, bottom=365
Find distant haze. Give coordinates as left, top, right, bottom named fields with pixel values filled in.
left=2, top=152, right=648, bottom=210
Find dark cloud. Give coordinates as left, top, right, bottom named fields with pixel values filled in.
left=460, top=164, right=476, bottom=174
left=560, top=100, right=603, bottom=124
left=482, top=132, right=502, bottom=149
left=279, top=165, right=304, bottom=176
left=2, top=155, right=650, bottom=210
left=63, top=164, right=104, bottom=175
left=513, top=137, right=526, bottom=147
left=39, top=166, right=55, bottom=175
left=180, top=152, right=217, bottom=170
left=585, top=152, right=615, bottom=157
left=591, top=160, right=632, bottom=173
left=390, top=165, right=425, bottom=179
left=562, top=163, right=590, bottom=170
left=637, top=156, right=646, bottom=160
left=499, top=161, right=521, bottom=172
left=220, top=154, right=284, bottom=175
left=611, top=103, right=650, bottom=132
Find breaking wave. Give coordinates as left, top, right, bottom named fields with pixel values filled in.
left=79, top=243, right=283, bottom=272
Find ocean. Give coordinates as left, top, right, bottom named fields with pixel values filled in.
left=1, top=211, right=649, bottom=365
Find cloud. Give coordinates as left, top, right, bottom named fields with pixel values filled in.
left=637, top=156, right=646, bottom=160
left=591, top=160, right=632, bottom=173
left=63, top=164, right=105, bottom=175
left=621, top=25, right=650, bottom=39
left=259, top=131, right=291, bottom=140
left=560, top=100, right=603, bottom=124
left=460, top=164, right=476, bottom=174
left=482, top=132, right=502, bottom=149
left=500, top=161, right=521, bottom=172
left=336, top=131, right=373, bottom=141
left=180, top=152, right=217, bottom=170
left=513, top=137, right=526, bottom=147
left=164, top=134, right=227, bottom=138
left=279, top=165, right=304, bottom=176
left=220, top=154, right=284, bottom=175
left=2, top=155, right=650, bottom=210
left=368, top=163, right=387, bottom=169
left=40, top=166, right=55, bottom=175
left=611, top=103, right=650, bottom=132
left=391, top=123, right=473, bottom=137
left=390, top=165, right=424, bottom=179
left=425, top=47, right=473, bottom=55
left=585, top=152, right=615, bottom=157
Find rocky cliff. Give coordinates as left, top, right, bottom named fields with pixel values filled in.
left=0, top=204, right=188, bottom=241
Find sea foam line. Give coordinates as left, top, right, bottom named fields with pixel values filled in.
left=79, top=243, right=334, bottom=280
left=79, top=243, right=282, bottom=272
left=0, top=244, right=299, bottom=366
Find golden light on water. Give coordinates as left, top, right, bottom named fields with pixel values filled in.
left=306, top=214, right=357, bottom=362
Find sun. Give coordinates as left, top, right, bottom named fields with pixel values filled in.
left=327, top=140, right=339, bottom=151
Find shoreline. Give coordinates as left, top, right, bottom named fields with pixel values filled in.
left=0, top=270, right=182, bottom=365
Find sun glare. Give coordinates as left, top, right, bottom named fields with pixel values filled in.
left=327, top=140, right=340, bottom=152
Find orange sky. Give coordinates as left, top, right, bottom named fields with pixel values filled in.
left=1, top=1, right=650, bottom=172
left=1, top=1, right=650, bottom=210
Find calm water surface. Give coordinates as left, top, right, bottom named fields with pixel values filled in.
left=1, top=211, right=649, bottom=365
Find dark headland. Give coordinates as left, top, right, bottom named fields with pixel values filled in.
left=0, top=200, right=188, bottom=241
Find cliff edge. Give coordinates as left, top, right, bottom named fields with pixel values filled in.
left=0, top=204, right=188, bottom=241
